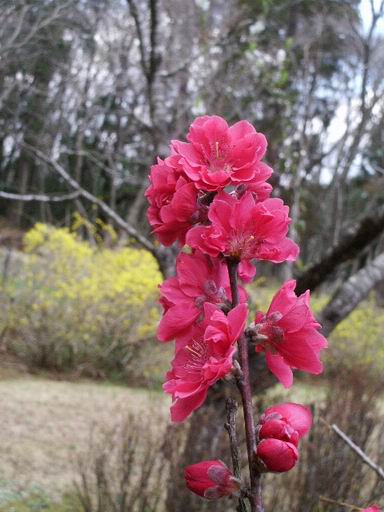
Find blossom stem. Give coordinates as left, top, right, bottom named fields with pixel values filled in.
left=227, top=259, right=264, bottom=512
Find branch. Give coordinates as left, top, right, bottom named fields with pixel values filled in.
left=295, top=206, right=384, bottom=295
left=319, top=252, right=384, bottom=337
left=329, top=423, right=384, bottom=481
left=228, top=260, right=264, bottom=512
left=0, top=190, right=80, bottom=203
left=22, top=143, right=156, bottom=254
left=319, top=495, right=362, bottom=510
left=224, top=399, right=247, bottom=512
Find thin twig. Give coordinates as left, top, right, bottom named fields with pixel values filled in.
left=328, top=422, right=384, bottom=481
left=319, top=495, right=363, bottom=510
left=228, top=259, right=264, bottom=512
left=225, top=398, right=247, bottom=512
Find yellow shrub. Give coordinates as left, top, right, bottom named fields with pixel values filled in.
left=328, top=294, right=384, bottom=377
left=4, top=223, right=162, bottom=382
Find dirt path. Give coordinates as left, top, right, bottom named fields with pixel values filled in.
left=0, top=376, right=167, bottom=497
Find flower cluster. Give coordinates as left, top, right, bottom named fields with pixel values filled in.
left=146, top=115, right=328, bottom=506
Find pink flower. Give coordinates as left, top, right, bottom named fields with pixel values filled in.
left=171, top=115, right=268, bottom=191
left=258, top=403, right=312, bottom=447
left=184, top=460, right=240, bottom=500
left=253, top=280, right=327, bottom=388
left=145, top=156, right=199, bottom=246
left=256, top=438, right=299, bottom=472
left=157, top=251, right=246, bottom=342
left=363, top=507, right=382, bottom=512
left=236, top=162, right=273, bottom=202
left=186, top=191, right=299, bottom=264
left=163, top=303, right=248, bottom=422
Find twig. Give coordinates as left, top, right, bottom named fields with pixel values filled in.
left=228, top=259, right=264, bottom=512
left=0, top=190, right=80, bottom=202
left=319, top=495, right=363, bottom=510
left=225, top=398, right=247, bottom=512
left=21, top=142, right=156, bottom=254
left=329, top=422, right=384, bottom=481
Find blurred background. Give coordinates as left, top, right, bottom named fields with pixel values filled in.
left=0, top=0, right=384, bottom=510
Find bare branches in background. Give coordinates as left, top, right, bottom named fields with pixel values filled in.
left=0, top=0, right=383, bottom=287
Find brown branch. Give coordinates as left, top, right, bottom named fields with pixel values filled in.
left=319, top=252, right=384, bottom=337
left=295, top=206, right=384, bottom=295
left=329, top=423, right=384, bottom=481
left=224, top=398, right=247, bottom=512
left=228, top=260, right=264, bottom=512
left=21, top=143, right=156, bottom=254
left=0, top=190, right=80, bottom=202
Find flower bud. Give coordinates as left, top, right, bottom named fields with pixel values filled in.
left=256, top=438, right=299, bottom=473
left=259, top=418, right=299, bottom=446
left=260, top=403, right=312, bottom=440
left=184, top=460, right=240, bottom=500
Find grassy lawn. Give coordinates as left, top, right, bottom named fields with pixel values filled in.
left=0, top=367, right=327, bottom=511
left=0, top=373, right=167, bottom=508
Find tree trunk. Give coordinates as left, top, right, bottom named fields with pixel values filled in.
left=319, top=252, right=384, bottom=337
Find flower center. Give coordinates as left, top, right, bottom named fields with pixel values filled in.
left=208, top=141, right=232, bottom=173
left=184, top=338, right=208, bottom=372
left=195, top=282, right=228, bottom=308
left=255, top=312, right=285, bottom=352
left=228, top=232, right=262, bottom=260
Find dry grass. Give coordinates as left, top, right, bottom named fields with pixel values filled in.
left=0, top=373, right=167, bottom=498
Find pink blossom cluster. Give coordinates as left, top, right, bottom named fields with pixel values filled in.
left=145, top=115, right=328, bottom=505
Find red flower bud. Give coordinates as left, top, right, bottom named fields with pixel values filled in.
left=256, top=438, right=299, bottom=473
left=259, top=418, right=299, bottom=446
left=260, top=403, right=312, bottom=440
left=184, top=460, right=240, bottom=500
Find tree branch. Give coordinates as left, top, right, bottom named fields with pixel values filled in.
left=0, top=190, right=80, bottom=202
left=295, top=206, right=384, bottom=295
left=319, top=252, right=384, bottom=337
left=21, top=143, right=156, bottom=254
left=224, top=398, right=247, bottom=512
left=329, top=423, right=384, bottom=481
left=319, top=495, right=362, bottom=510
left=228, top=260, right=264, bottom=512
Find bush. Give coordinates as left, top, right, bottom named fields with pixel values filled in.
left=1, top=223, right=162, bottom=383
left=75, top=412, right=167, bottom=512
left=328, top=294, right=384, bottom=379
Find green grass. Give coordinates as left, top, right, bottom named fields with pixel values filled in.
left=0, top=491, right=79, bottom=512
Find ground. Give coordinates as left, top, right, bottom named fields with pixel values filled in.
left=0, top=361, right=325, bottom=511
left=0, top=370, right=166, bottom=504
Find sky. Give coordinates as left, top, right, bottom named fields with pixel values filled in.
left=360, top=0, right=384, bottom=32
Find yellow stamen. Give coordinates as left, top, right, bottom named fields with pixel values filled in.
left=185, top=345, right=201, bottom=358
